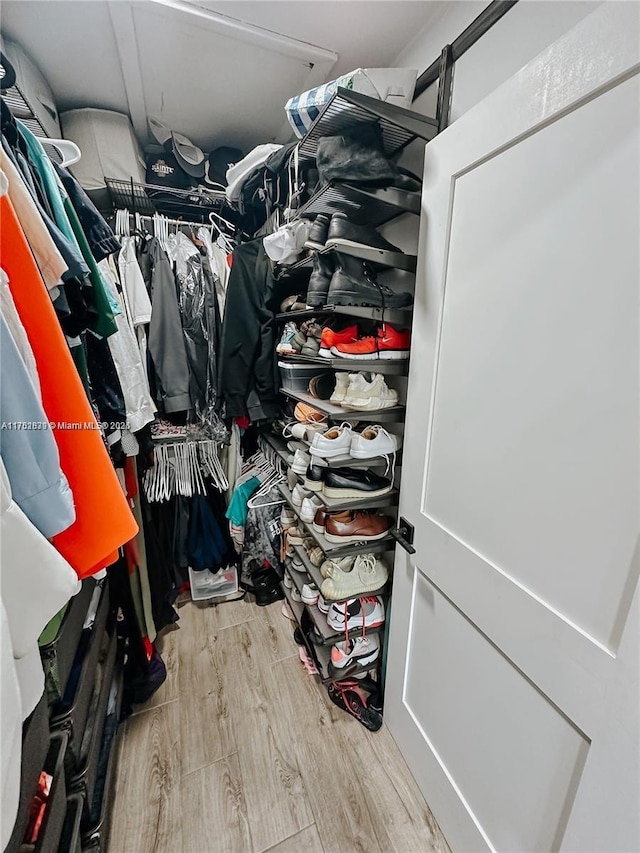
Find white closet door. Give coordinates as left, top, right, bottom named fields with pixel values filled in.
left=385, top=4, right=640, bottom=851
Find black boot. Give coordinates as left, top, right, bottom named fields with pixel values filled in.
left=306, top=213, right=330, bottom=250
left=306, top=252, right=334, bottom=307
left=327, top=253, right=413, bottom=309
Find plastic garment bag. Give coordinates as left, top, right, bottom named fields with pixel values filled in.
left=173, top=232, right=226, bottom=440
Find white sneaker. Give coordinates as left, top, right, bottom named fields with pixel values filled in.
left=291, top=484, right=311, bottom=507
left=283, top=572, right=293, bottom=589
left=330, top=634, right=380, bottom=671
left=326, top=595, right=385, bottom=630
left=290, top=448, right=311, bottom=475
left=286, top=525, right=305, bottom=546
left=301, top=582, right=319, bottom=605
left=350, top=425, right=400, bottom=459
left=317, top=594, right=330, bottom=614
left=330, top=372, right=350, bottom=405
left=321, top=554, right=389, bottom=600
left=291, top=587, right=302, bottom=602
left=300, top=495, right=324, bottom=523
left=280, top=507, right=296, bottom=529
left=309, top=423, right=353, bottom=459
left=341, top=373, right=398, bottom=412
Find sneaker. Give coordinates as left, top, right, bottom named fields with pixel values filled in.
left=309, top=423, right=353, bottom=459
left=329, top=372, right=351, bottom=405
left=280, top=507, right=296, bottom=529
left=291, top=484, right=311, bottom=507
left=282, top=421, right=308, bottom=440
left=305, top=213, right=331, bottom=251
left=321, top=554, right=389, bottom=600
left=327, top=678, right=383, bottom=731
left=286, top=525, right=305, bottom=546
left=301, top=322, right=323, bottom=357
left=317, top=594, right=330, bottom=614
left=341, top=373, right=399, bottom=412
left=324, top=510, right=393, bottom=543
left=301, top=582, right=320, bottom=605
left=308, top=546, right=325, bottom=567
left=291, top=587, right=302, bottom=602
left=350, top=425, right=400, bottom=459
left=290, top=554, right=305, bottom=572
left=327, top=596, right=385, bottom=631
left=276, top=321, right=299, bottom=355
left=332, top=324, right=411, bottom=360
left=290, top=448, right=311, bottom=475
left=319, top=325, right=359, bottom=359
left=300, top=494, right=324, bottom=523
left=330, top=634, right=381, bottom=673
left=283, top=572, right=293, bottom=589
left=320, top=555, right=356, bottom=579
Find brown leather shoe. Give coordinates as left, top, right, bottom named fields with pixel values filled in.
left=313, top=507, right=328, bottom=534
left=324, top=510, right=392, bottom=543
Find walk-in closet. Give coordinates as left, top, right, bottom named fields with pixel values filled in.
left=1, top=2, right=638, bottom=852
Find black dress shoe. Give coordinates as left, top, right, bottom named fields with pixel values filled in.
left=325, top=212, right=402, bottom=253
left=306, top=251, right=334, bottom=307
left=327, top=254, right=413, bottom=309
left=323, top=467, right=392, bottom=499
left=305, top=213, right=331, bottom=250
left=304, top=463, right=327, bottom=492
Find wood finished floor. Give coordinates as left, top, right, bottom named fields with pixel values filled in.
left=110, top=597, right=450, bottom=853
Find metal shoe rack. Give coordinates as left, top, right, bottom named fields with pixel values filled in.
left=266, top=74, right=452, bottom=708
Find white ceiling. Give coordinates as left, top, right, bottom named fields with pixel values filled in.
left=0, top=0, right=444, bottom=153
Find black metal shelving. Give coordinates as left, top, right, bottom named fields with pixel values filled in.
left=277, top=243, right=417, bottom=278
left=278, top=482, right=395, bottom=557
left=297, top=87, right=439, bottom=160
left=280, top=387, right=405, bottom=424
left=276, top=303, right=412, bottom=326
left=105, top=178, right=226, bottom=219
left=295, top=182, right=420, bottom=228
left=278, top=352, right=409, bottom=376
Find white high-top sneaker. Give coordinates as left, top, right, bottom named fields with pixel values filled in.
left=330, top=372, right=350, bottom=405
left=342, top=373, right=399, bottom=411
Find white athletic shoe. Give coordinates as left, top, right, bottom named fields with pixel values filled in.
left=330, top=372, right=350, bottom=405
left=291, top=484, right=311, bottom=507
left=350, top=425, right=400, bottom=459
left=341, top=373, right=398, bottom=412
left=301, top=582, right=319, bottom=605
left=290, top=448, right=311, bottom=475
left=321, top=554, right=388, bottom=601
left=300, top=495, right=324, bottom=524
left=309, top=423, right=353, bottom=459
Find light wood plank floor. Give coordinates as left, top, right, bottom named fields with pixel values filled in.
left=110, top=597, right=450, bottom=853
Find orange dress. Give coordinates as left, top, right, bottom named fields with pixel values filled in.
left=0, top=192, right=138, bottom=577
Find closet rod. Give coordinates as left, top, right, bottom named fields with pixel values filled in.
left=119, top=210, right=222, bottom=231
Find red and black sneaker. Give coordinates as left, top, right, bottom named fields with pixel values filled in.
left=328, top=677, right=383, bottom=731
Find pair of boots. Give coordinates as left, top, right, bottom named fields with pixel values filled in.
left=306, top=252, right=413, bottom=310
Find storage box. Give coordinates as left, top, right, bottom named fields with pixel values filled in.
left=188, top=565, right=239, bottom=601
left=285, top=67, right=418, bottom=138
left=279, top=362, right=330, bottom=392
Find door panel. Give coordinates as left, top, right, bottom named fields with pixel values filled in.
left=405, top=570, right=590, bottom=853
left=423, top=75, right=639, bottom=649
left=385, top=4, right=640, bottom=851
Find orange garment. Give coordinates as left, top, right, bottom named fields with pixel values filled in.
left=0, top=192, right=138, bottom=577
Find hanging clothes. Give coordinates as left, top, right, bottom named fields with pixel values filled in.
left=0, top=171, right=138, bottom=577
left=198, top=226, right=230, bottom=317
left=0, top=313, right=75, bottom=538
left=218, top=239, right=280, bottom=422
left=138, top=237, right=191, bottom=413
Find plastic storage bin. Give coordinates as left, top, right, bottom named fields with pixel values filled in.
left=279, top=362, right=330, bottom=392
left=188, top=565, right=239, bottom=601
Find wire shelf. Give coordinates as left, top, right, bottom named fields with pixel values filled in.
left=105, top=178, right=227, bottom=220
left=298, top=87, right=438, bottom=160
left=295, top=182, right=420, bottom=228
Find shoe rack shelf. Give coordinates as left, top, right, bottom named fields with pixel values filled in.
left=276, top=303, right=412, bottom=326
left=277, top=244, right=417, bottom=277
left=278, top=352, right=409, bottom=375
left=295, top=182, right=420, bottom=228
left=265, top=432, right=397, bottom=472
left=278, top=482, right=396, bottom=557
left=280, top=387, right=405, bottom=424
left=282, top=571, right=379, bottom=683
left=297, top=87, right=439, bottom=161
left=291, top=545, right=389, bottom=605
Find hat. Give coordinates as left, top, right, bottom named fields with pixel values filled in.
left=171, top=131, right=206, bottom=179
left=145, top=150, right=197, bottom=191
left=148, top=116, right=205, bottom=179
left=205, top=147, right=244, bottom=187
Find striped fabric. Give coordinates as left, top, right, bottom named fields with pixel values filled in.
left=285, top=73, right=357, bottom=138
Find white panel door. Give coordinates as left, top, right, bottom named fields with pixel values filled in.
left=385, top=5, right=640, bottom=852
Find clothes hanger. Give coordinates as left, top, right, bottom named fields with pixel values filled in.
left=39, top=138, right=81, bottom=168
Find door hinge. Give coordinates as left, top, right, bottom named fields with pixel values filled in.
left=391, top=517, right=416, bottom=554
